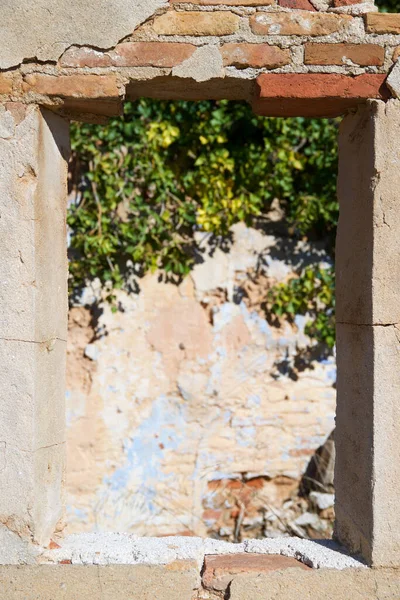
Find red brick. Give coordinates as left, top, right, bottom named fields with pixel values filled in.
left=153, top=11, right=240, bottom=35
left=365, top=13, right=400, bottom=34
left=60, top=47, right=112, bottom=68
left=221, top=43, right=290, bottom=68
left=333, top=0, right=362, bottom=5
left=203, top=554, right=309, bottom=593
left=279, top=0, right=316, bottom=10
left=0, top=74, right=13, bottom=95
left=172, top=0, right=274, bottom=4
left=253, top=73, right=389, bottom=117
left=22, top=74, right=121, bottom=99
left=250, top=11, right=351, bottom=36
left=304, top=43, right=385, bottom=66
left=61, top=42, right=196, bottom=69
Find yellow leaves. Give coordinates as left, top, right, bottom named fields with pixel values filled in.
left=146, top=122, right=180, bottom=148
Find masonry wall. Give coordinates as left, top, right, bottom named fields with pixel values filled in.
left=2, top=0, right=400, bottom=120
left=65, top=222, right=336, bottom=538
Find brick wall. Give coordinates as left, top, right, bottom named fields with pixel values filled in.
left=2, top=1, right=400, bottom=118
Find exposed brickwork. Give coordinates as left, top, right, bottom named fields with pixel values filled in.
left=0, top=75, right=13, bottom=95
left=304, top=43, right=385, bottom=66
left=365, top=13, right=400, bottom=34
left=153, top=11, right=240, bottom=36
left=257, top=73, right=388, bottom=100
left=250, top=12, right=351, bottom=36
left=1, top=4, right=400, bottom=119
left=172, top=0, right=275, bottom=4
left=253, top=73, right=389, bottom=117
left=278, top=0, right=316, bottom=10
left=60, top=43, right=196, bottom=68
left=203, top=554, right=309, bottom=594
left=221, top=44, right=290, bottom=68
left=332, top=0, right=364, bottom=5
left=22, top=74, right=121, bottom=99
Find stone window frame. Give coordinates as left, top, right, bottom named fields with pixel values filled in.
left=1, top=2, right=400, bottom=595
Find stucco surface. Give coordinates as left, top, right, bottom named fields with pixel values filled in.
left=0, top=104, right=69, bottom=545
left=0, top=0, right=167, bottom=70
left=335, top=99, right=400, bottom=567
left=65, top=223, right=336, bottom=538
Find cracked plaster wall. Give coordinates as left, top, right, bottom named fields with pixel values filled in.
left=65, top=222, right=336, bottom=537
left=0, top=0, right=168, bottom=70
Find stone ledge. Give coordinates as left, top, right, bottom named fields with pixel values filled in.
left=36, top=534, right=366, bottom=570
left=0, top=563, right=399, bottom=600
left=229, top=568, right=400, bottom=600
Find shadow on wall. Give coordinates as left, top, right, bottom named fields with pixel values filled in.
left=65, top=221, right=337, bottom=540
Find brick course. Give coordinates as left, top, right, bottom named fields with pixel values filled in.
left=22, top=74, right=121, bottom=99
left=278, top=0, right=316, bottom=9
left=153, top=11, right=240, bottom=36
left=333, top=0, right=364, bottom=6
left=250, top=12, right=351, bottom=36
left=304, top=43, right=385, bottom=67
left=365, top=13, right=400, bottom=34
left=60, top=43, right=196, bottom=68
left=253, top=73, right=389, bottom=117
left=1, top=4, right=399, bottom=120
left=221, top=43, right=290, bottom=68
left=172, top=0, right=274, bottom=4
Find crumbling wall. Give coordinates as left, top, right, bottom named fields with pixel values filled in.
left=65, top=223, right=336, bottom=537
left=2, top=0, right=400, bottom=119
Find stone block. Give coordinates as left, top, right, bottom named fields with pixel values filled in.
left=229, top=568, right=400, bottom=600
left=336, top=100, right=400, bottom=326
left=335, top=323, right=400, bottom=566
left=0, top=105, right=69, bottom=545
left=335, top=100, right=400, bottom=568
left=0, top=564, right=199, bottom=600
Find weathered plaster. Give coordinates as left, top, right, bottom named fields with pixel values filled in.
left=0, top=0, right=168, bottom=70
left=335, top=99, right=400, bottom=567
left=0, top=104, right=69, bottom=545
left=65, top=223, right=336, bottom=537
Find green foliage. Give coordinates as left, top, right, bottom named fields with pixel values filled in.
left=376, top=0, right=399, bottom=12
left=266, top=265, right=336, bottom=349
left=69, top=100, right=338, bottom=290
left=69, top=100, right=339, bottom=345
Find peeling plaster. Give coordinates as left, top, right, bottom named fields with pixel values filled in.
left=0, top=0, right=168, bottom=70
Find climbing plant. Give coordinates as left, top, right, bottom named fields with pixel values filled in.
left=69, top=101, right=338, bottom=345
